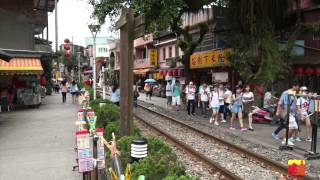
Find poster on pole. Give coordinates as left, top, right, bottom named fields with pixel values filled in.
left=96, top=128, right=105, bottom=169
left=76, top=130, right=94, bottom=173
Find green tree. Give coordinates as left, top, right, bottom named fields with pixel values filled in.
left=90, top=0, right=217, bottom=79
left=223, top=0, right=308, bottom=87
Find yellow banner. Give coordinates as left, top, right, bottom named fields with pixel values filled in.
left=190, top=48, right=232, bottom=69
left=149, top=49, right=157, bottom=66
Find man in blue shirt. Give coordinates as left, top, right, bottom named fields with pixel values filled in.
left=272, top=83, right=299, bottom=146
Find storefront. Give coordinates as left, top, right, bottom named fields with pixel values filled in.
left=189, top=48, right=233, bottom=87
left=0, top=58, right=44, bottom=106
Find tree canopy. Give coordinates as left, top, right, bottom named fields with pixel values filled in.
left=90, top=0, right=318, bottom=86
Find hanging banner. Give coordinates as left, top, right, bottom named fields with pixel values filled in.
left=190, top=48, right=233, bottom=69
left=149, top=49, right=158, bottom=66
left=76, top=130, right=94, bottom=173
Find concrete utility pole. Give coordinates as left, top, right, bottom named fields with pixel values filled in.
left=116, top=8, right=145, bottom=136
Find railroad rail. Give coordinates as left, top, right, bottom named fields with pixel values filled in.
left=137, top=104, right=315, bottom=180
left=134, top=113, right=242, bottom=180
left=96, top=89, right=315, bottom=179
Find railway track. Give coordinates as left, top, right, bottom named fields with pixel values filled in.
left=136, top=104, right=315, bottom=180
left=96, top=89, right=315, bottom=179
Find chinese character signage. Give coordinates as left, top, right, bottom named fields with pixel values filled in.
left=149, top=49, right=157, bottom=66
left=288, top=160, right=305, bottom=177
left=76, top=130, right=94, bottom=173
left=190, top=48, right=233, bottom=69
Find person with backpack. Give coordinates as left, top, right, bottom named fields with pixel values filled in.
left=272, top=83, right=300, bottom=146
left=296, top=86, right=312, bottom=142
left=70, top=80, right=79, bottom=103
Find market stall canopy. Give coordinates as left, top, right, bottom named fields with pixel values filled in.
left=0, top=58, right=43, bottom=75
left=133, top=68, right=150, bottom=75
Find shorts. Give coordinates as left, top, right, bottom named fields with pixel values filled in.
left=172, top=96, right=181, bottom=106
left=211, top=106, right=219, bottom=113
left=289, top=114, right=298, bottom=130
left=71, top=92, right=78, bottom=96
left=231, top=105, right=242, bottom=113
left=219, top=105, right=225, bottom=113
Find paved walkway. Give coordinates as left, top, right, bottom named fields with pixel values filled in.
left=0, top=93, right=81, bottom=180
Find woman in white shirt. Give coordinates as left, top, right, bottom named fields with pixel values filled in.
left=242, top=85, right=254, bottom=131
left=199, top=83, right=210, bottom=115
left=185, top=81, right=196, bottom=115
left=209, top=85, right=220, bottom=125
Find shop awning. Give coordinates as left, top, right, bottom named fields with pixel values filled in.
left=133, top=68, right=150, bottom=75
left=0, top=58, right=43, bottom=75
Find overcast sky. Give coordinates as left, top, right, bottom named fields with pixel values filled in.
left=48, top=0, right=117, bottom=49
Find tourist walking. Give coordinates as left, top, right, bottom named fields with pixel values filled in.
left=70, top=80, right=79, bottom=103
left=209, top=85, right=220, bottom=125
left=296, top=86, right=312, bottom=142
left=166, top=80, right=172, bottom=108
left=172, top=80, right=181, bottom=111
left=60, top=80, right=68, bottom=103
left=218, top=84, right=226, bottom=123
left=111, top=84, right=120, bottom=106
left=199, top=83, right=209, bottom=116
left=144, top=83, right=152, bottom=100
left=272, top=83, right=299, bottom=146
left=133, top=86, right=140, bottom=107
left=242, top=85, right=254, bottom=131
left=186, top=81, right=196, bottom=115
left=224, top=84, right=232, bottom=120
left=229, top=87, right=247, bottom=131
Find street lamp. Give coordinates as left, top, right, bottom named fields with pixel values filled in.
left=88, top=24, right=100, bottom=100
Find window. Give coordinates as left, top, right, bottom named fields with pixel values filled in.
left=142, top=49, right=147, bottom=59
left=169, top=46, right=172, bottom=58
left=163, top=48, right=166, bottom=60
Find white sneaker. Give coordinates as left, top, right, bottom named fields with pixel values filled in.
left=214, top=121, right=219, bottom=126
left=282, top=139, right=295, bottom=146
left=221, top=119, right=227, bottom=123
left=295, top=137, right=302, bottom=142
left=209, top=118, right=214, bottom=123
left=289, top=137, right=295, bottom=142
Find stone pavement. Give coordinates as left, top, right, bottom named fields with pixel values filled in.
left=0, top=93, right=81, bottom=180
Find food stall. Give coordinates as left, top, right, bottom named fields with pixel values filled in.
left=0, top=58, right=44, bottom=107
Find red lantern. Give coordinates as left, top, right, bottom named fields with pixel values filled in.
left=178, top=69, right=184, bottom=77
left=64, top=39, right=70, bottom=43
left=305, top=68, right=314, bottom=75
left=295, top=67, right=304, bottom=75
left=315, top=68, right=320, bottom=75
left=172, top=70, right=177, bottom=76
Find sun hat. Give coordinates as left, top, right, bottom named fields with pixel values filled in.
left=300, top=86, right=307, bottom=91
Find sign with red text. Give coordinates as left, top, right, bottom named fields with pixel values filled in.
left=190, top=48, right=232, bottom=69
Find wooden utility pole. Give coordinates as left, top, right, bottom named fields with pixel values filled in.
left=116, top=8, right=145, bottom=136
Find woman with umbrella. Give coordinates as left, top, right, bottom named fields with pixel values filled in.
left=144, top=78, right=156, bottom=100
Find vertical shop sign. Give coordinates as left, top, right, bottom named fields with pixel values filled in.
left=149, top=49, right=157, bottom=66
left=76, top=130, right=94, bottom=173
